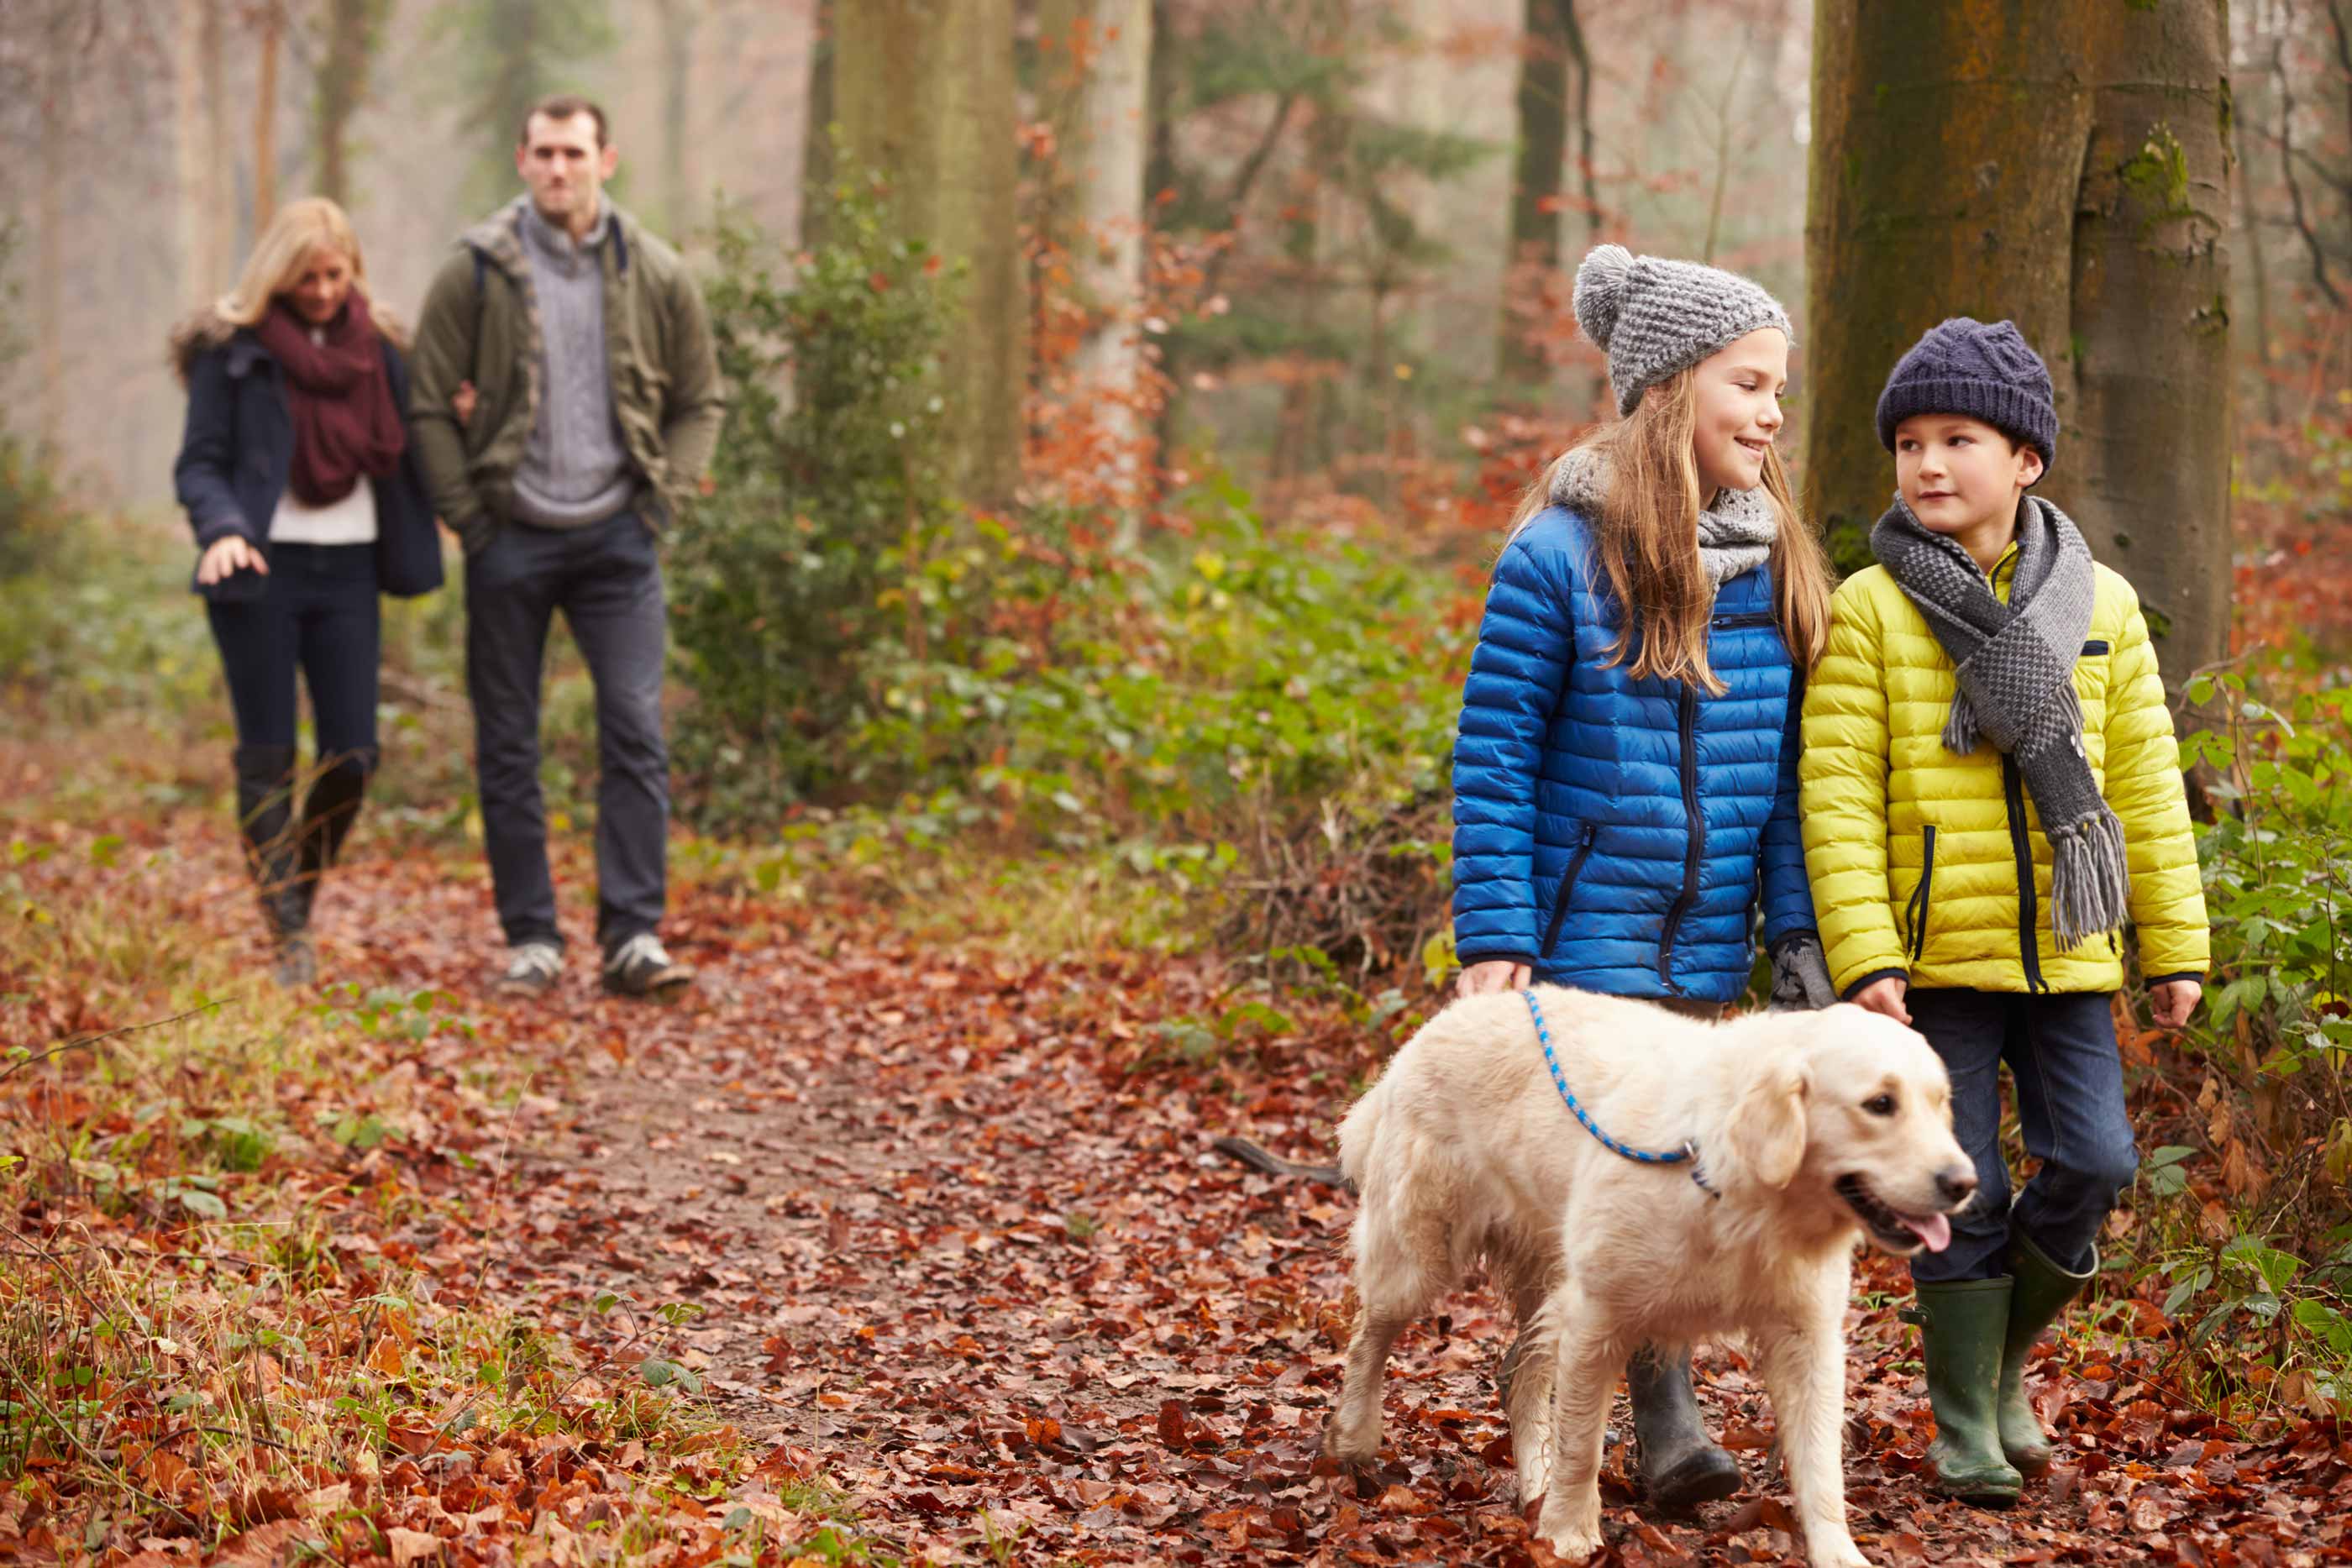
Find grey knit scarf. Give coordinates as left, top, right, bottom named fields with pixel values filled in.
left=1870, top=494, right=2129, bottom=949
left=1549, top=448, right=1777, bottom=592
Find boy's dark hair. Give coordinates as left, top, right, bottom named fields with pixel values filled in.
left=519, top=95, right=609, bottom=148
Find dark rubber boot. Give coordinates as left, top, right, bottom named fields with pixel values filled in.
left=1628, top=1343, right=1741, bottom=1508
left=1904, top=1279, right=2024, bottom=1504
left=1998, top=1235, right=2096, bottom=1477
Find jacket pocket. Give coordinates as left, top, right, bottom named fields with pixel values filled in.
left=1903, top=825, right=1939, bottom=964
left=1540, top=823, right=1601, bottom=958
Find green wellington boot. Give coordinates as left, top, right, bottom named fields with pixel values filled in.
left=1902, top=1278, right=2024, bottom=1504
left=1997, top=1235, right=2097, bottom=1476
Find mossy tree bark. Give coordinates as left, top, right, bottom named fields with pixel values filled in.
left=1805, top=0, right=2231, bottom=682
left=313, top=0, right=388, bottom=208
left=837, top=0, right=1026, bottom=509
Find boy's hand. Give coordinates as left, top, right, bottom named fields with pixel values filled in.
left=1458, top=960, right=1531, bottom=999
left=2150, top=979, right=2202, bottom=1028
left=1851, top=976, right=1911, bottom=1025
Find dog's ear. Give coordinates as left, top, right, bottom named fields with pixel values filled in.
left=1726, top=1051, right=1809, bottom=1190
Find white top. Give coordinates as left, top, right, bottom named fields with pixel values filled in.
left=269, top=475, right=379, bottom=544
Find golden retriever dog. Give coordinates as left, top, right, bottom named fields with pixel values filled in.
left=1323, top=990, right=1976, bottom=1568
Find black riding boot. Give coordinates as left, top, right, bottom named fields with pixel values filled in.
left=292, top=753, right=370, bottom=931
left=1628, top=1343, right=1742, bottom=1508
left=234, top=745, right=312, bottom=987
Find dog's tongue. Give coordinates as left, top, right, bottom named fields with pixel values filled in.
left=1903, top=1212, right=1953, bottom=1253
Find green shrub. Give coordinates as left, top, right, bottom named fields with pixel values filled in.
left=668, top=176, right=962, bottom=819
left=2144, top=674, right=2352, bottom=1413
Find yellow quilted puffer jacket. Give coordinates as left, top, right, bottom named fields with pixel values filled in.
left=1801, top=544, right=2209, bottom=997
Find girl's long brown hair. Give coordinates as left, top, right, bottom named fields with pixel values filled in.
left=1506, top=367, right=1830, bottom=695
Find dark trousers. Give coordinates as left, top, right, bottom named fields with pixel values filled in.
left=464, top=511, right=668, bottom=954
left=206, top=542, right=381, bottom=763
left=1907, top=989, right=2140, bottom=1285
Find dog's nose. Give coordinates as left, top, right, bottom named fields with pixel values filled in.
left=1936, top=1167, right=1979, bottom=1207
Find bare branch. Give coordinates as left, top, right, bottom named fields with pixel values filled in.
left=2275, top=34, right=2347, bottom=306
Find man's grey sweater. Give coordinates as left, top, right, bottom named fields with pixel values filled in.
left=511, top=201, right=638, bottom=528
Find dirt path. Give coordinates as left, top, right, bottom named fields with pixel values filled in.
left=108, top=833, right=2352, bottom=1563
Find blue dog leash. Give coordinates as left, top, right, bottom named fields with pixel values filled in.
left=1523, top=988, right=1719, bottom=1200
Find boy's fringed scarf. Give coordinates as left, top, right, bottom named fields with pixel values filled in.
left=1870, top=494, right=2129, bottom=949
left=1547, top=448, right=1777, bottom=593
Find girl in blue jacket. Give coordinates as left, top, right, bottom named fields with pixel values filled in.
left=1452, top=244, right=1837, bottom=1506
left=171, top=198, right=444, bottom=988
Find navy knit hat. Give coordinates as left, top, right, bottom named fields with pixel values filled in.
left=1874, top=317, right=2059, bottom=475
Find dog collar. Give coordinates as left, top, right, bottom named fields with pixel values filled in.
left=1523, top=989, right=1722, bottom=1202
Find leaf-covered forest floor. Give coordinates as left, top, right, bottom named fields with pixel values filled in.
left=6, top=729, right=2349, bottom=1565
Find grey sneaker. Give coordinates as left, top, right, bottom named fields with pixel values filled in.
left=496, top=941, right=564, bottom=998
left=602, top=932, right=693, bottom=999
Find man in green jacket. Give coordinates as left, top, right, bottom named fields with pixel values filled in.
left=410, top=94, right=724, bottom=1000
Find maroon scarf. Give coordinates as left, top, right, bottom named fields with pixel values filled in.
left=253, top=292, right=407, bottom=506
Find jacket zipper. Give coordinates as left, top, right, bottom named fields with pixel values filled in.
left=1650, top=610, right=1768, bottom=990
left=2002, top=754, right=2048, bottom=993
left=1904, top=825, right=1939, bottom=964
left=1656, top=681, right=1704, bottom=990
left=1540, top=823, right=1602, bottom=957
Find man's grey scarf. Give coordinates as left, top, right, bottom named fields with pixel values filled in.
left=1870, top=495, right=2129, bottom=949
left=1549, top=448, right=1776, bottom=592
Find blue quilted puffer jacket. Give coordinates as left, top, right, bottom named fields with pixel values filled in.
left=1451, top=505, right=1816, bottom=1003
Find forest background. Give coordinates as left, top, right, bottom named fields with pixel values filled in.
left=4, top=1, right=2352, bottom=1563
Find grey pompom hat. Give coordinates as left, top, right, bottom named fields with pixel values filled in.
left=1572, top=243, right=1794, bottom=416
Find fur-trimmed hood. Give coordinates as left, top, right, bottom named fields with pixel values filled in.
left=168, top=298, right=411, bottom=384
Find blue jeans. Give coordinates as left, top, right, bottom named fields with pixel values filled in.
left=1907, top=989, right=2140, bottom=1284
left=464, top=511, right=669, bottom=955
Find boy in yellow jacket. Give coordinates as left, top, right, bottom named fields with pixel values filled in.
left=1800, top=318, right=2208, bottom=1503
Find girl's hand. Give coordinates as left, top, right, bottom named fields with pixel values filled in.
left=1851, top=975, right=1910, bottom=1025
left=197, top=533, right=265, bottom=585
left=2150, top=979, right=2202, bottom=1029
left=1457, top=960, right=1531, bottom=999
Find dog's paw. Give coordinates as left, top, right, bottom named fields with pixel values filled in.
left=1541, top=1523, right=1606, bottom=1562
left=1805, top=1534, right=1873, bottom=1568
left=1320, top=1421, right=1379, bottom=1470
left=1536, top=1499, right=1605, bottom=1564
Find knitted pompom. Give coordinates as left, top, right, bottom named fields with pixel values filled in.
left=1572, top=244, right=1635, bottom=351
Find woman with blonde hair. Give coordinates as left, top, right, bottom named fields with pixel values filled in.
left=171, top=197, right=444, bottom=986
left=1450, top=244, right=1837, bottom=1508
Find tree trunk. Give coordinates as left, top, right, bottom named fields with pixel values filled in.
left=1805, top=0, right=2231, bottom=683
left=314, top=0, right=383, bottom=207
left=2066, top=6, right=2233, bottom=678
left=35, top=4, right=69, bottom=454
left=204, top=0, right=234, bottom=281
left=1053, top=0, right=1152, bottom=527
left=1562, top=0, right=1595, bottom=249
left=254, top=0, right=282, bottom=223
left=656, top=0, right=700, bottom=232
left=176, top=0, right=218, bottom=302
left=1069, top=0, right=1152, bottom=385
left=802, top=0, right=836, bottom=247
left=836, top=0, right=1027, bottom=508
left=2232, top=45, right=2280, bottom=442
left=1500, top=0, right=1570, bottom=385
